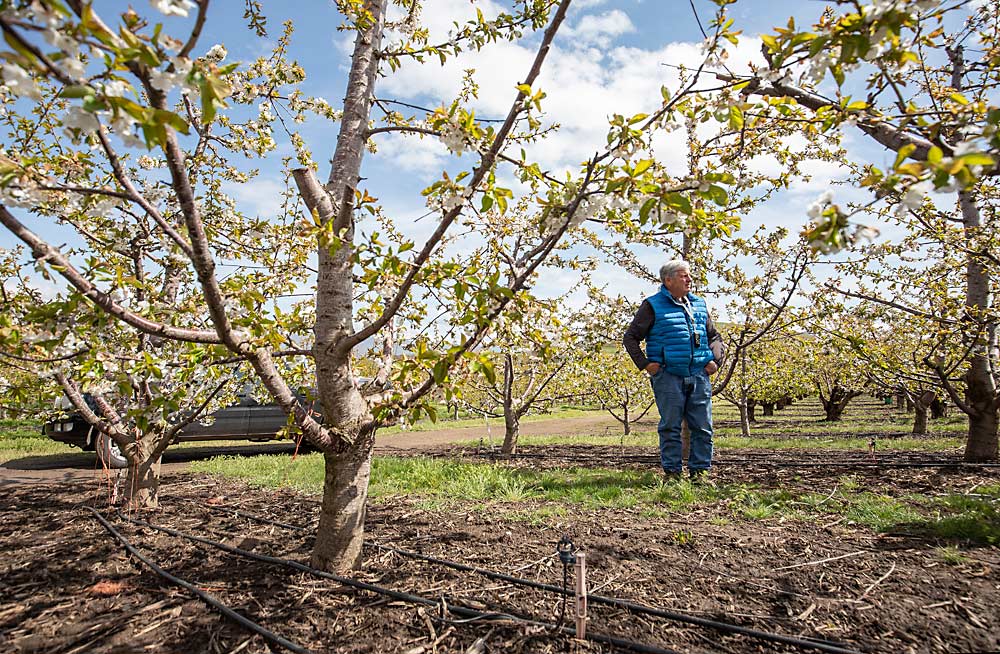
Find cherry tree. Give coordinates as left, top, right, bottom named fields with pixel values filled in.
left=454, top=294, right=584, bottom=454
left=0, top=0, right=744, bottom=572
left=719, top=0, right=1000, bottom=459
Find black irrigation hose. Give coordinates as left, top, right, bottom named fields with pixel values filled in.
left=119, top=512, right=683, bottom=654
left=469, top=451, right=1000, bottom=469
left=85, top=507, right=310, bottom=654
left=192, top=502, right=859, bottom=654
left=370, top=544, right=860, bottom=654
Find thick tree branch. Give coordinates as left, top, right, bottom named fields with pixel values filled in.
left=0, top=205, right=222, bottom=343
left=341, top=0, right=573, bottom=354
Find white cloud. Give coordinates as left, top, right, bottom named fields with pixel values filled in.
left=227, top=178, right=286, bottom=219
left=370, top=131, right=450, bottom=175
left=563, top=10, right=635, bottom=48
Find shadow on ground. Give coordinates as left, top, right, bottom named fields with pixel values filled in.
left=2, top=441, right=302, bottom=472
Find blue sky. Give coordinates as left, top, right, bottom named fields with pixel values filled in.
left=1, top=0, right=962, bottom=321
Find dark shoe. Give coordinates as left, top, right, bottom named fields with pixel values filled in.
left=663, top=470, right=683, bottom=483
left=689, top=470, right=715, bottom=487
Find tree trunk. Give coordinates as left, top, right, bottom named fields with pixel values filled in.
left=500, top=353, right=518, bottom=454
left=959, top=189, right=1000, bottom=461
left=822, top=385, right=859, bottom=422
left=747, top=399, right=757, bottom=422
left=122, top=441, right=162, bottom=509
left=308, top=0, right=388, bottom=572
left=762, top=402, right=774, bottom=417
left=912, top=403, right=929, bottom=436
left=311, top=446, right=373, bottom=573
left=966, top=405, right=999, bottom=461
left=622, top=406, right=631, bottom=436
left=501, top=414, right=520, bottom=455
left=823, top=401, right=846, bottom=421
left=738, top=402, right=751, bottom=439
left=930, top=398, right=947, bottom=419
left=896, top=391, right=907, bottom=411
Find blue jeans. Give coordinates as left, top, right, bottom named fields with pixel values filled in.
left=650, top=370, right=714, bottom=473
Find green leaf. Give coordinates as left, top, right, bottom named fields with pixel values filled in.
left=927, top=146, right=943, bottom=164
left=60, top=85, right=95, bottom=99
left=892, top=143, right=917, bottom=170
left=432, top=358, right=449, bottom=384
left=663, top=192, right=692, bottom=215
left=728, top=105, right=744, bottom=130
left=3, top=33, right=38, bottom=66
left=638, top=197, right=657, bottom=223
left=957, top=152, right=995, bottom=167
left=479, top=359, right=496, bottom=385
left=831, top=64, right=844, bottom=86
left=708, top=185, right=728, bottom=206
left=152, top=108, right=190, bottom=134
left=632, top=159, right=653, bottom=176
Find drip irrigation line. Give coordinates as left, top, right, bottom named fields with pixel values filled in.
left=85, top=507, right=310, bottom=654
left=371, top=545, right=860, bottom=654
left=118, top=512, right=683, bottom=654
left=189, top=502, right=858, bottom=654
left=468, top=451, right=1000, bottom=469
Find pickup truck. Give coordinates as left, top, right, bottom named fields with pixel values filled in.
left=44, top=393, right=314, bottom=468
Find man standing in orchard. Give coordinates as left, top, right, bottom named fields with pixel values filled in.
left=623, top=260, right=725, bottom=483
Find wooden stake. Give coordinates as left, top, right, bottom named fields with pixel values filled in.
left=574, top=552, right=587, bottom=639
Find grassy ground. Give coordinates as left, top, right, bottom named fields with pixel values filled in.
left=0, top=406, right=599, bottom=464
left=481, top=398, right=967, bottom=451
left=186, top=397, right=997, bottom=544
left=0, top=420, right=76, bottom=463
left=188, top=453, right=1000, bottom=544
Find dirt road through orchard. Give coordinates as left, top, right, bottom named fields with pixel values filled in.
left=1, top=413, right=639, bottom=485
left=375, top=412, right=639, bottom=449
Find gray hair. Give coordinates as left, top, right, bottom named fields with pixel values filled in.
left=659, top=259, right=690, bottom=284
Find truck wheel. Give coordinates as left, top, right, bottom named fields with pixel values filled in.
left=95, top=432, right=128, bottom=469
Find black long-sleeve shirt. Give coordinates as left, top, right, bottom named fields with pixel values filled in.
left=622, top=299, right=725, bottom=371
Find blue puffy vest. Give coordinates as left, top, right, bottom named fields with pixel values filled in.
left=645, top=286, right=714, bottom=377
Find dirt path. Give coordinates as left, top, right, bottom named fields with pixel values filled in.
left=0, top=413, right=635, bottom=485
left=374, top=412, right=635, bottom=450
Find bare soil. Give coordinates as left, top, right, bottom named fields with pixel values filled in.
left=3, top=401, right=999, bottom=653
left=3, top=454, right=999, bottom=654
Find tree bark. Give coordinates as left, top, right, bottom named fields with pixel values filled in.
left=309, top=0, right=388, bottom=571
left=500, top=353, right=519, bottom=455
left=747, top=399, right=757, bottom=422
left=821, top=385, right=859, bottom=421
left=930, top=397, right=947, bottom=419
left=958, top=189, right=1000, bottom=461
left=762, top=402, right=774, bottom=417
left=501, top=414, right=520, bottom=454
left=738, top=402, right=751, bottom=439
left=311, top=445, right=374, bottom=573
left=912, top=403, right=929, bottom=436
left=122, top=451, right=162, bottom=508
